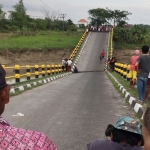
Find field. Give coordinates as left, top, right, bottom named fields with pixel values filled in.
left=0, top=31, right=83, bottom=50
left=0, top=31, right=83, bottom=66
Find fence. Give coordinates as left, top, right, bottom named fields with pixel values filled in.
left=109, top=28, right=114, bottom=58
left=2, top=31, right=87, bottom=85
left=114, top=63, right=131, bottom=82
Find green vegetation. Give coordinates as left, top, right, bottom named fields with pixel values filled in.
left=88, top=8, right=131, bottom=26
left=114, top=43, right=143, bottom=50
left=107, top=71, right=143, bottom=121
left=114, top=25, right=150, bottom=49
left=107, top=71, right=148, bottom=112
left=0, top=31, right=83, bottom=50
left=110, top=71, right=138, bottom=98
left=0, top=0, right=82, bottom=33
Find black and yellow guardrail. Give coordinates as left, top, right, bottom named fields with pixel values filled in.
left=2, top=64, right=63, bottom=83
left=109, top=28, right=114, bottom=58
left=69, top=30, right=87, bottom=61
left=114, top=63, right=131, bottom=81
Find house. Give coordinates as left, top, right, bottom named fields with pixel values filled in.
left=78, top=19, right=88, bottom=27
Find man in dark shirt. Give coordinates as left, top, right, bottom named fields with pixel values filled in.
left=143, top=101, right=150, bottom=150
left=87, top=116, right=143, bottom=150
left=135, top=45, right=150, bottom=104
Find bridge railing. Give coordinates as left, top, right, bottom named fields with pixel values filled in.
left=69, top=31, right=87, bottom=60
left=3, top=64, right=64, bottom=84
left=114, top=63, right=131, bottom=82
left=2, top=30, right=88, bottom=85
left=109, top=28, right=114, bottom=58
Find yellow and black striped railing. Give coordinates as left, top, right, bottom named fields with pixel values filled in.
left=2, top=64, right=63, bottom=83
left=114, top=63, right=131, bottom=81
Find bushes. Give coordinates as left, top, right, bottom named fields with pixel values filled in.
left=114, top=25, right=150, bottom=45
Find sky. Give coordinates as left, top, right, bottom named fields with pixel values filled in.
left=1, top=0, right=150, bottom=25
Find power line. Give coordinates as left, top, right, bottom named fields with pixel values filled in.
left=60, top=14, right=66, bottom=31
left=40, top=0, right=59, bottom=15
left=39, top=0, right=79, bottom=23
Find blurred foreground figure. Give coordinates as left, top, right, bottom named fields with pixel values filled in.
left=87, top=116, right=143, bottom=150
left=143, top=102, right=150, bottom=150
left=0, top=64, right=57, bottom=150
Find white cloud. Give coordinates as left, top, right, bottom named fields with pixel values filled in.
left=1, top=0, right=150, bottom=24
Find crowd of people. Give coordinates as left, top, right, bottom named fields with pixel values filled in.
left=127, top=46, right=150, bottom=104
left=88, top=25, right=112, bottom=32
left=107, top=57, right=117, bottom=72
left=62, top=58, right=72, bottom=72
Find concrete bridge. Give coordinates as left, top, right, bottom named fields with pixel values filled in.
left=2, top=32, right=135, bottom=150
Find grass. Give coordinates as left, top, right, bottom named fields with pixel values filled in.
left=107, top=71, right=125, bottom=98
left=0, top=31, right=83, bottom=51
left=114, top=42, right=146, bottom=50
left=106, top=72, right=144, bottom=121
left=110, top=71, right=138, bottom=98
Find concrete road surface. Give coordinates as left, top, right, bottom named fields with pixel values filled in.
left=3, top=32, right=135, bottom=150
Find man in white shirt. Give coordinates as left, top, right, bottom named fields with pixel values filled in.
left=67, top=59, right=72, bottom=71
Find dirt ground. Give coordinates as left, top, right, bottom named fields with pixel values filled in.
left=0, top=49, right=72, bottom=66
left=113, top=49, right=138, bottom=64
left=0, top=49, right=140, bottom=67
left=0, top=49, right=145, bottom=76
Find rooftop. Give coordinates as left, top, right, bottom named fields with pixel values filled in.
left=78, top=19, right=88, bottom=23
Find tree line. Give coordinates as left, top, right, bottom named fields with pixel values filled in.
left=88, top=8, right=150, bottom=45
left=88, top=8, right=131, bottom=27
left=0, top=0, right=78, bottom=33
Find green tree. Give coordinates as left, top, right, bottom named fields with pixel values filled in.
left=88, top=8, right=131, bottom=27
left=9, top=0, right=28, bottom=29
left=0, top=5, right=6, bottom=30
left=66, top=19, right=74, bottom=25
left=88, top=8, right=111, bottom=25
left=106, top=8, right=131, bottom=27
left=116, top=20, right=127, bottom=27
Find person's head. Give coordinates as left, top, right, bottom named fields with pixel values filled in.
left=142, top=45, right=149, bottom=54
left=143, top=106, right=150, bottom=150
left=134, top=50, right=140, bottom=56
left=105, top=116, right=143, bottom=146
left=0, top=65, right=10, bottom=115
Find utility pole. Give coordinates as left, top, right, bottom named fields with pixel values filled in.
left=60, top=14, right=66, bottom=32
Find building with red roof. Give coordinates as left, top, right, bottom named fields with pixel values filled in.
left=78, top=19, right=88, bottom=27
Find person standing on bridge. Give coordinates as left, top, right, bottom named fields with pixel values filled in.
left=87, top=116, right=144, bottom=150
left=100, top=50, right=105, bottom=61
left=135, top=45, right=150, bottom=104
left=67, top=59, right=72, bottom=72
left=128, top=50, right=140, bottom=89
left=0, top=64, right=57, bottom=150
